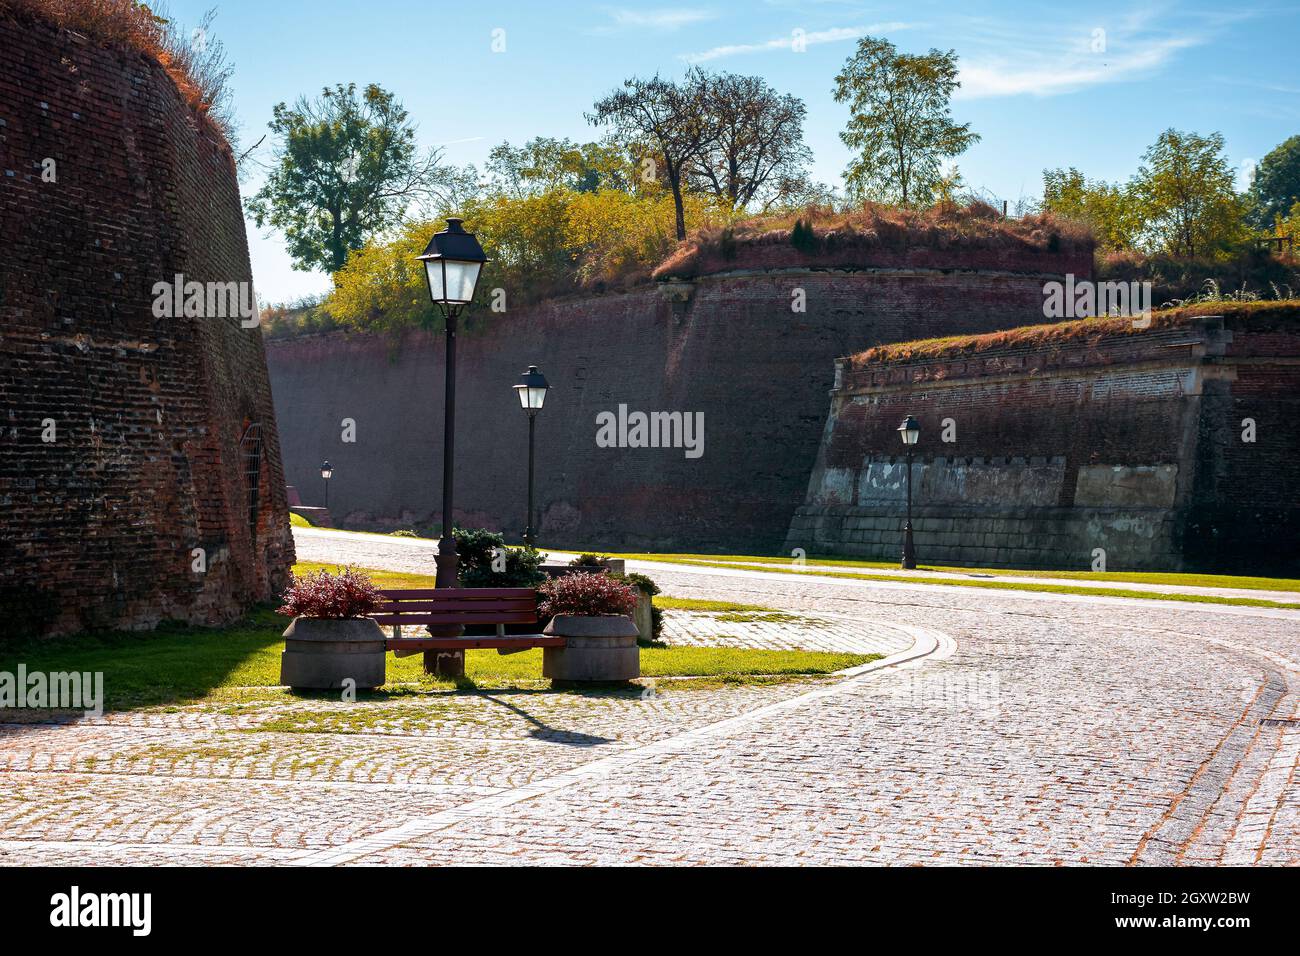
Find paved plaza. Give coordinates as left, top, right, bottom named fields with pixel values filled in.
left=0, top=530, right=1296, bottom=866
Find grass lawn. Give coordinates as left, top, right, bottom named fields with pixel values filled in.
left=603, top=550, right=1300, bottom=593
left=289, top=512, right=313, bottom=528
left=594, top=552, right=1300, bottom=609
left=293, top=560, right=439, bottom=590
left=0, top=606, right=876, bottom=713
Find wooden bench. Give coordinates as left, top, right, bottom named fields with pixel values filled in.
left=373, top=587, right=564, bottom=657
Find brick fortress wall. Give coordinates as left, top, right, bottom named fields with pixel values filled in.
left=266, top=243, right=1089, bottom=553
left=0, top=17, right=294, bottom=636
left=786, top=306, right=1300, bottom=572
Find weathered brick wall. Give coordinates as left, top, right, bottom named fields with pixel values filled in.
left=0, top=18, right=294, bottom=636
left=267, top=257, right=1084, bottom=553
left=787, top=307, right=1300, bottom=572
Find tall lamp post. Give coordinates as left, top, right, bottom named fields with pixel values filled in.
left=897, top=416, right=920, bottom=570
left=513, top=365, right=550, bottom=547
left=417, top=218, right=488, bottom=675
left=320, top=460, right=333, bottom=510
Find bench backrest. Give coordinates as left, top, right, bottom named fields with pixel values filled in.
left=372, top=587, right=538, bottom=627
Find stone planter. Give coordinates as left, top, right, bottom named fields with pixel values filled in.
left=542, top=614, right=640, bottom=683
left=631, top=588, right=654, bottom=644
left=280, top=617, right=386, bottom=690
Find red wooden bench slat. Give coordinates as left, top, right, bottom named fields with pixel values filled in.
left=373, top=612, right=538, bottom=626
left=376, top=587, right=535, bottom=600
left=386, top=636, right=564, bottom=651
left=374, top=599, right=535, bottom=614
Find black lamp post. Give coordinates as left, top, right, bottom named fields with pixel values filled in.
left=897, top=415, right=920, bottom=570
left=513, top=365, right=550, bottom=547
left=417, top=218, right=488, bottom=675
left=320, top=460, right=333, bottom=510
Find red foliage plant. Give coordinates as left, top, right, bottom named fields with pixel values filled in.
left=538, top=572, right=637, bottom=618
left=276, top=568, right=382, bottom=620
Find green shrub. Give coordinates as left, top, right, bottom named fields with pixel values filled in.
left=569, top=552, right=611, bottom=567
left=454, top=527, right=545, bottom=588
left=790, top=218, right=818, bottom=254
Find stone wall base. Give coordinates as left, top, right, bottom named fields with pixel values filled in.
left=785, top=505, right=1183, bottom=572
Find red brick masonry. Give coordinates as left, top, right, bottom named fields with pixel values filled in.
left=788, top=306, right=1300, bottom=572
left=267, top=259, right=1087, bottom=553
left=0, top=19, right=293, bottom=635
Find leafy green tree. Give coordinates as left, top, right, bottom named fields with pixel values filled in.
left=246, top=83, right=447, bottom=274
left=832, top=36, right=979, bottom=207
left=1247, top=135, right=1300, bottom=228
left=1131, top=129, right=1249, bottom=258
left=1041, top=167, right=1138, bottom=251
left=485, top=137, right=632, bottom=197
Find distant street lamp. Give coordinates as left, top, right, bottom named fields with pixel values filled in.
left=320, top=460, right=333, bottom=510
left=416, top=217, right=489, bottom=592
left=897, top=416, right=920, bottom=570
left=513, top=365, right=550, bottom=547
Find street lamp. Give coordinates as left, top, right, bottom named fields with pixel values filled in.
left=320, top=460, right=333, bottom=510
left=416, top=217, right=488, bottom=676
left=897, top=415, right=920, bottom=570
left=513, top=365, right=550, bottom=547
left=416, top=217, right=488, bottom=589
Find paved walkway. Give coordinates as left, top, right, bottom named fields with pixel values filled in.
left=0, top=529, right=1295, bottom=866
left=293, top=527, right=1300, bottom=604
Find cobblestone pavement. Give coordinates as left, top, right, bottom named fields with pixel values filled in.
left=0, top=530, right=1295, bottom=866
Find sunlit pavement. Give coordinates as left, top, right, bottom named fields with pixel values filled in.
left=0, top=529, right=1295, bottom=866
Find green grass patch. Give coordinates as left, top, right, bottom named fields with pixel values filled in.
left=292, top=561, right=439, bottom=590
left=653, top=597, right=775, bottom=613
left=668, top=560, right=1300, bottom=610
left=289, top=512, right=313, bottom=528
left=0, top=610, right=875, bottom=714
left=602, top=551, right=1300, bottom=598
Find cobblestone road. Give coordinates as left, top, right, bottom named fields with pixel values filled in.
left=1, top=530, right=1295, bottom=866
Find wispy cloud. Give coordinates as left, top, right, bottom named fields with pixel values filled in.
left=953, top=10, right=1220, bottom=100
left=595, top=7, right=716, bottom=34
left=957, top=35, right=1201, bottom=98
left=679, top=21, right=909, bottom=63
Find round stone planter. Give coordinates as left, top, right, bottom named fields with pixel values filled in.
left=542, top=614, right=640, bottom=683
left=279, top=617, right=386, bottom=691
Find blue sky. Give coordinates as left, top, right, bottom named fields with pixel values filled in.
left=164, top=0, right=1300, bottom=303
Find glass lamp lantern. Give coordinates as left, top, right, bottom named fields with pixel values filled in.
left=897, top=416, right=920, bottom=446
left=416, top=217, right=488, bottom=312
left=514, top=365, right=550, bottom=414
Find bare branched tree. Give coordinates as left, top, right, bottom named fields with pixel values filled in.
left=687, top=70, right=813, bottom=213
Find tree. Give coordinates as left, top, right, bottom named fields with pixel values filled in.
left=588, top=75, right=707, bottom=240
left=832, top=36, right=979, bottom=207
left=1041, top=167, right=1138, bottom=251
left=246, top=83, right=447, bottom=274
left=1248, top=134, right=1300, bottom=228
left=688, top=71, right=813, bottom=213
left=1131, top=129, right=1249, bottom=258
left=485, top=137, right=632, bottom=197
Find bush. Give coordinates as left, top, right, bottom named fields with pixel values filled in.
left=569, top=552, right=611, bottom=567
left=276, top=568, right=381, bottom=619
left=538, top=572, right=637, bottom=618
left=611, top=570, right=659, bottom=596
left=454, top=527, right=545, bottom=588
left=610, top=571, right=662, bottom=641
left=790, top=218, right=818, bottom=254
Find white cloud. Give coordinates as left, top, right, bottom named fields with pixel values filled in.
left=601, top=7, right=716, bottom=32
left=956, top=25, right=1204, bottom=99
left=679, top=22, right=910, bottom=63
